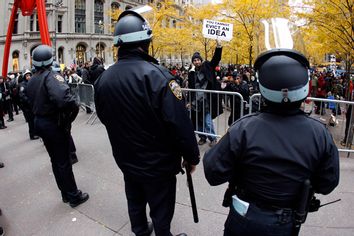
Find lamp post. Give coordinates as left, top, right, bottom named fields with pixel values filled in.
left=98, top=20, right=103, bottom=59
left=53, top=0, right=63, bottom=61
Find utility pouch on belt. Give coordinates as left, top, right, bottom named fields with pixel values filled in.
left=232, top=195, right=250, bottom=216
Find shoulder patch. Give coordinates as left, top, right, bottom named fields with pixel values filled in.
left=169, top=80, right=182, bottom=100
left=54, top=74, right=65, bottom=83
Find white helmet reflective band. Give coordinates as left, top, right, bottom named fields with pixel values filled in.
left=113, top=30, right=152, bottom=45
left=259, top=81, right=309, bottom=103
left=32, top=58, right=53, bottom=67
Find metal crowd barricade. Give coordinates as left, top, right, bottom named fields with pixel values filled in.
left=303, top=97, right=354, bottom=156
left=248, top=93, right=354, bottom=155
left=68, top=83, right=97, bottom=125
left=68, top=83, right=79, bottom=98
left=181, top=88, right=245, bottom=140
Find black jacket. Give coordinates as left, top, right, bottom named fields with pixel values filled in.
left=188, top=47, right=223, bottom=119
left=95, top=48, right=200, bottom=181
left=225, top=80, right=250, bottom=125
left=19, top=79, right=31, bottom=112
left=81, top=67, right=91, bottom=84
left=26, top=69, right=77, bottom=117
left=89, top=64, right=105, bottom=84
left=204, top=109, right=339, bottom=208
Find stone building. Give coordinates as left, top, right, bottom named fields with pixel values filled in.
left=0, top=0, right=146, bottom=72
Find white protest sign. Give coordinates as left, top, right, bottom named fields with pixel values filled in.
left=202, top=19, right=233, bottom=41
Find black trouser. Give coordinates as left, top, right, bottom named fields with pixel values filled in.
left=34, top=116, right=78, bottom=195
left=4, top=99, right=13, bottom=119
left=23, top=111, right=35, bottom=138
left=12, top=96, right=19, bottom=114
left=124, top=175, right=176, bottom=236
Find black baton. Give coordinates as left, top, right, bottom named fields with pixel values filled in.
left=186, top=164, right=199, bottom=223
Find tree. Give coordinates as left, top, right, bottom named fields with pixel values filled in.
left=298, top=0, right=353, bottom=74
left=219, top=0, right=289, bottom=66
left=183, top=4, right=221, bottom=61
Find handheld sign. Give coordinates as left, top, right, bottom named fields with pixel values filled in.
left=202, top=19, right=233, bottom=41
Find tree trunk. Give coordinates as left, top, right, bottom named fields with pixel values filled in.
left=180, top=50, right=183, bottom=66
left=248, top=45, right=253, bottom=67
left=151, top=42, right=155, bottom=58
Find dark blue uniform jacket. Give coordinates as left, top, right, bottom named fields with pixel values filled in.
left=204, top=109, right=339, bottom=208
left=26, top=70, right=77, bottom=117
left=95, top=49, right=200, bottom=181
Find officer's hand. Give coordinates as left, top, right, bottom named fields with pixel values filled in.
left=182, top=160, right=197, bottom=174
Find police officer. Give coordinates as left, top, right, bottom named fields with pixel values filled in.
left=26, top=45, right=89, bottom=207
left=52, top=62, right=79, bottom=164
left=94, top=10, right=200, bottom=236
left=19, top=70, right=39, bottom=140
left=203, top=49, right=340, bottom=236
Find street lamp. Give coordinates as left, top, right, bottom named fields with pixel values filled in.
left=98, top=20, right=103, bottom=59
left=53, top=0, right=63, bottom=61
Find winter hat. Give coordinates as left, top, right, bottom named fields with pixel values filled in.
left=93, top=57, right=102, bottom=65
left=191, top=52, right=203, bottom=62
left=23, top=69, right=32, bottom=77
left=7, top=74, right=15, bottom=80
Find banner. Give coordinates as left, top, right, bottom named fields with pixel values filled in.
left=202, top=19, right=233, bottom=41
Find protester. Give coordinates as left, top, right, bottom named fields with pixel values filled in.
left=89, top=57, right=105, bottom=84
left=188, top=41, right=223, bottom=147
left=0, top=76, right=7, bottom=129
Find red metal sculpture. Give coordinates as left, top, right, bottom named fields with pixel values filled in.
left=2, top=0, right=51, bottom=76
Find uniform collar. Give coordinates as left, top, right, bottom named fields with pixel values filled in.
left=118, top=48, right=158, bottom=65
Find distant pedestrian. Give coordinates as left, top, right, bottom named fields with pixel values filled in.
left=89, top=57, right=105, bottom=84
left=19, top=70, right=39, bottom=140
left=0, top=76, right=7, bottom=129
left=3, top=75, right=14, bottom=122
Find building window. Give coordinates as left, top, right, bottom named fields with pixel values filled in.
left=111, top=2, right=120, bottom=30
left=13, top=14, right=19, bottom=34
left=12, top=51, right=19, bottom=71
left=58, top=47, right=64, bottom=64
left=75, top=0, right=86, bottom=33
left=94, top=0, right=104, bottom=34
left=111, top=2, right=120, bottom=10
left=36, top=13, right=40, bottom=31
left=76, top=44, right=86, bottom=64
left=57, top=15, right=63, bottom=33
left=30, top=14, right=34, bottom=31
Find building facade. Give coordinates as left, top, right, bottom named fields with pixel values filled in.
left=0, top=0, right=147, bottom=72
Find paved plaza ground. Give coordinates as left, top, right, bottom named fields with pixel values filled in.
left=0, top=110, right=354, bottom=236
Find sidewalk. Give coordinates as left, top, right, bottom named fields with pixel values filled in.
left=0, top=111, right=354, bottom=236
